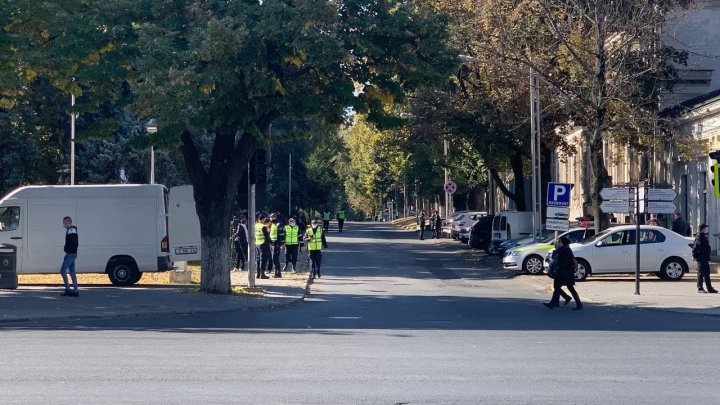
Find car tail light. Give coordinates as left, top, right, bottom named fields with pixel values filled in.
left=458, top=222, right=465, bottom=226
left=161, top=236, right=169, bottom=253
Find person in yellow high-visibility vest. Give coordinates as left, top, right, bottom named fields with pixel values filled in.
left=268, top=212, right=285, bottom=278
left=255, top=214, right=271, bottom=279
left=283, top=217, right=300, bottom=273
left=336, top=209, right=346, bottom=233
left=304, top=219, right=328, bottom=279
left=322, top=211, right=331, bottom=232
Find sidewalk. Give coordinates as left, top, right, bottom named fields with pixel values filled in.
left=519, top=274, right=720, bottom=316
left=0, top=270, right=311, bottom=324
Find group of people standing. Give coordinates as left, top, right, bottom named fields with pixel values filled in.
left=231, top=210, right=332, bottom=280
left=417, top=210, right=443, bottom=240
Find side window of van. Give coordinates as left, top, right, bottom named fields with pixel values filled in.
left=500, top=216, right=507, bottom=231
left=0, top=207, right=21, bottom=232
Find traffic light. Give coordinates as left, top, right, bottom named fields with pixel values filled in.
left=711, top=150, right=720, bottom=198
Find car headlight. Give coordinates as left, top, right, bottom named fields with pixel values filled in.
left=510, top=250, right=521, bottom=256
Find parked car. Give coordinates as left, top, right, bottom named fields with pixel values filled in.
left=496, top=228, right=555, bottom=257
left=441, top=211, right=466, bottom=238
left=503, top=227, right=596, bottom=274
left=468, top=215, right=495, bottom=252
left=489, top=211, right=534, bottom=254
left=452, top=211, right=488, bottom=241
left=543, top=225, right=694, bottom=281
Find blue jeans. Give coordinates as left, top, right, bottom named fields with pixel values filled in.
left=60, top=253, right=78, bottom=291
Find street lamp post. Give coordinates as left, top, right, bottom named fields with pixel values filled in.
left=146, top=119, right=158, bottom=184
left=70, top=94, right=76, bottom=185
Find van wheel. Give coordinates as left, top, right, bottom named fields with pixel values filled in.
left=108, top=260, right=139, bottom=286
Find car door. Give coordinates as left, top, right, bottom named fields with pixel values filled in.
left=639, top=229, right=667, bottom=271
left=0, top=204, right=25, bottom=273
left=592, top=230, right=634, bottom=273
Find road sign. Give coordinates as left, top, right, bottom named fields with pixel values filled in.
left=646, top=201, right=677, bottom=214
left=546, top=218, right=570, bottom=231
left=547, top=206, right=569, bottom=220
left=600, top=187, right=630, bottom=201
left=444, top=181, right=457, bottom=194
left=646, top=188, right=677, bottom=202
left=547, top=183, right=572, bottom=207
left=600, top=200, right=632, bottom=213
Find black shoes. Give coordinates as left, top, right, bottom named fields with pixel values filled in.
left=274, top=273, right=282, bottom=278
left=61, top=290, right=79, bottom=297
left=564, top=296, right=572, bottom=306
left=699, top=289, right=708, bottom=294
left=542, top=302, right=555, bottom=310
left=708, top=289, right=719, bottom=294
left=572, top=305, right=583, bottom=311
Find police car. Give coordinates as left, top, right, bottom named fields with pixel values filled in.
left=502, top=227, right=596, bottom=274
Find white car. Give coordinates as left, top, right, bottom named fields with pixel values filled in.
left=503, top=227, right=596, bottom=274
left=549, top=225, right=694, bottom=281
left=451, top=211, right=487, bottom=241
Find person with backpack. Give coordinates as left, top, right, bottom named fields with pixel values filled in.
left=543, top=237, right=583, bottom=310
left=694, top=224, right=717, bottom=293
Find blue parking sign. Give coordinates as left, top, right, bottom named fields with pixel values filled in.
left=547, top=183, right=572, bottom=207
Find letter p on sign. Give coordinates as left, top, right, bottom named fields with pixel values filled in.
left=547, top=182, right=572, bottom=207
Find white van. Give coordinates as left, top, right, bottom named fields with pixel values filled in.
left=491, top=211, right=534, bottom=244
left=0, top=184, right=199, bottom=286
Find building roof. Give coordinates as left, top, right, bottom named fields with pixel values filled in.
left=660, top=87, right=720, bottom=118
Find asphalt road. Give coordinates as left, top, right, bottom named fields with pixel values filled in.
left=2, top=222, right=720, bottom=404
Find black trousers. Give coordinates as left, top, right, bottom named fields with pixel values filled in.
left=323, top=220, right=330, bottom=232
left=258, top=244, right=271, bottom=276
left=550, top=278, right=581, bottom=307
left=234, top=242, right=246, bottom=269
left=272, top=243, right=282, bottom=273
left=309, top=250, right=322, bottom=277
left=338, top=219, right=345, bottom=232
left=419, top=226, right=425, bottom=240
left=285, top=244, right=299, bottom=267
left=697, top=261, right=714, bottom=290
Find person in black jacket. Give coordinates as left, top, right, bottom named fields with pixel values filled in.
left=694, top=224, right=717, bottom=293
left=59, top=216, right=79, bottom=297
left=543, top=237, right=583, bottom=310
left=231, top=217, right=248, bottom=271
left=418, top=211, right=426, bottom=240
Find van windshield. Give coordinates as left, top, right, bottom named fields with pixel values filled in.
left=0, top=206, right=21, bottom=232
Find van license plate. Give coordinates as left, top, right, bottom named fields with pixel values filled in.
left=175, top=247, right=199, bottom=255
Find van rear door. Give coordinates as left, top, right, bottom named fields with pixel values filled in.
left=0, top=202, right=25, bottom=272
left=168, top=186, right=201, bottom=262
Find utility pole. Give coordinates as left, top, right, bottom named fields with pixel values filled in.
left=70, top=94, right=76, bottom=185
left=288, top=153, right=292, bottom=215
left=248, top=162, right=256, bottom=288
left=444, top=138, right=449, bottom=219
left=529, top=67, right=542, bottom=240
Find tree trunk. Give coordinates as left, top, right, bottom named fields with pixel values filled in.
left=510, top=152, right=527, bottom=211
left=180, top=130, right=258, bottom=294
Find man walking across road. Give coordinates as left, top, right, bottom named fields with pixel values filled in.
left=59, top=216, right=79, bottom=297
left=694, top=224, right=717, bottom=294
left=283, top=218, right=300, bottom=273
left=543, top=237, right=583, bottom=310
left=305, top=219, right=328, bottom=279
left=337, top=209, right=346, bottom=233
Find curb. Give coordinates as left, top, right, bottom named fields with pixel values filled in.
left=0, top=272, right=314, bottom=325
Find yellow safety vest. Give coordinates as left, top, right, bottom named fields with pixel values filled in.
left=307, top=227, right=324, bottom=251
left=337, top=211, right=346, bottom=220
left=323, top=212, right=331, bottom=221
left=285, top=225, right=299, bottom=245
left=269, top=223, right=278, bottom=241
left=255, top=222, right=265, bottom=245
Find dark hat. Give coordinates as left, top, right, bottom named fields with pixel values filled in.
left=699, top=223, right=709, bottom=230
left=560, top=236, right=571, bottom=246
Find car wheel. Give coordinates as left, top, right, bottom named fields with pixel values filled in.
left=522, top=255, right=545, bottom=275
left=486, top=244, right=499, bottom=255
left=660, top=258, right=686, bottom=281
left=574, top=259, right=590, bottom=281
left=107, top=259, right=140, bottom=286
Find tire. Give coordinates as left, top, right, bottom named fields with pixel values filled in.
left=522, top=254, right=545, bottom=275
left=486, top=244, right=499, bottom=256
left=574, top=259, right=590, bottom=281
left=660, top=258, right=686, bottom=281
left=107, top=259, right=140, bottom=286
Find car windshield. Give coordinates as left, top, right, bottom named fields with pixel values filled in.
left=583, top=228, right=612, bottom=244
left=539, top=233, right=557, bottom=243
